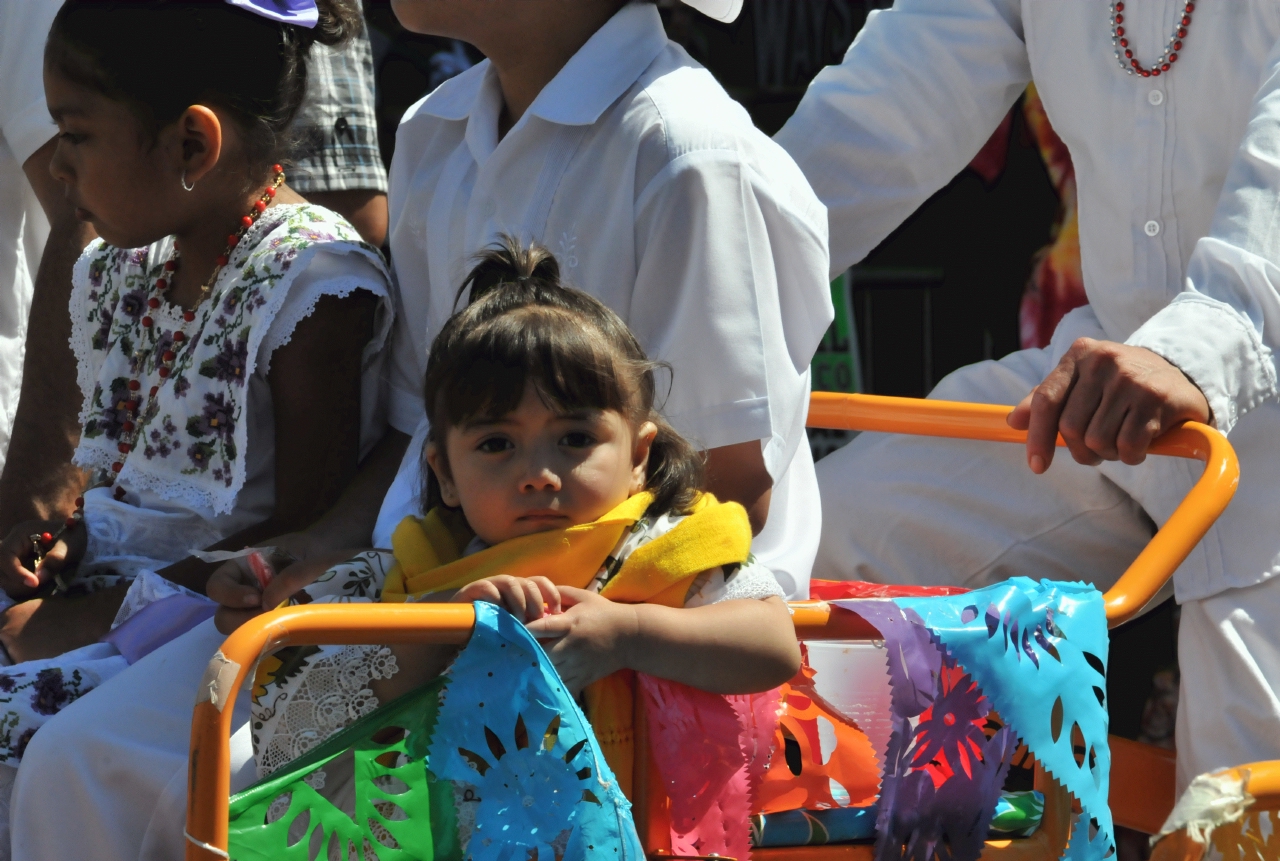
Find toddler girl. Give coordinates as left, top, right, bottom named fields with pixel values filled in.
left=248, top=238, right=800, bottom=803
left=0, top=0, right=392, bottom=780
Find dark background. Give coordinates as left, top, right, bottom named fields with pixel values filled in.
left=361, top=0, right=1176, bottom=745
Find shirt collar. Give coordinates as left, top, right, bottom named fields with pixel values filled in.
left=527, top=2, right=669, bottom=126
left=413, top=2, right=668, bottom=128
left=415, top=60, right=490, bottom=122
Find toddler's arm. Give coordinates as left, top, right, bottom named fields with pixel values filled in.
left=526, top=583, right=800, bottom=696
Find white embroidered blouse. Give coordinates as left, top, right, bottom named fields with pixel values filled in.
left=68, top=204, right=392, bottom=582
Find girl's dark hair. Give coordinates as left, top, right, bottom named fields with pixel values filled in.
left=46, top=0, right=362, bottom=172
left=423, top=235, right=705, bottom=519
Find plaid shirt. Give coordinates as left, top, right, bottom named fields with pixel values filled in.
left=290, top=25, right=388, bottom=194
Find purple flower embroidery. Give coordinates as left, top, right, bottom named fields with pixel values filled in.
left=187, top=440, right=216, bottom=471
left=0, top=675, right=16, bottom=694
left=30, top=669, right=73, bottom=716
left=13, top=728, right=36, bottom=760
left=201, top=333, right=249, bottom=385
left=93, top=378, right=134, bottom=440
left=91, top=306, right=114, bottom=352
left=188, top=392, right=235, bottom=441
left=119, top=288, right=148, bottom=320
left=87, top=258, right=107, bottom=288
left=173, top=374, right=191, bottom=398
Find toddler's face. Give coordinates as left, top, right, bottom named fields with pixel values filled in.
left=429, top=383, right=656, bottom=545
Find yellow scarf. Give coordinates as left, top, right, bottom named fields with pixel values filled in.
left=381, top=490, right=753, bottom=795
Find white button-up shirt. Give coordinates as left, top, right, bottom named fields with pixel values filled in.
left=372, top=2, right=834, bottom=596
left=777, top=0, right=1280, bottom=437
left=0, top=0, right=60, bottom=475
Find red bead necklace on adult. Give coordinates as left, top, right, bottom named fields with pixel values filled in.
left=1111, top=1, right=1195, bottom=77
left=28, top=167, right=287, bottom=574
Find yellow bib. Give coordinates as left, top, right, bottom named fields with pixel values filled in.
left=381, top=490, right=753, bottom=794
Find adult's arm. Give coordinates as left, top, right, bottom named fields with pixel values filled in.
left=1010, top=35, right=1280, bottom=471
left=1123, top=37, right=1280, bottom=438
left=0, top=139, right=95, bottom=536
left=774, top=0, right=1031, bottom=278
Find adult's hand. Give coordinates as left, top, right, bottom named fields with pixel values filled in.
left=1007, top=338, right=1211, bottom=473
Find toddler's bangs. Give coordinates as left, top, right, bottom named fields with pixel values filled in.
left=433, top=306, right=643, bottom=430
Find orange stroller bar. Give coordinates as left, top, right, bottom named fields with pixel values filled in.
left=805, top=392, right=1239, bottom=629
left=184, top=393, right=1239, bottom=860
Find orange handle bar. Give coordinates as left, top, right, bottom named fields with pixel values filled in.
left=185, top=604, right=476, bottom=860
left=1215, top=760, right=1280, bottom=812
left=807, top=392, right=1239, bottom=628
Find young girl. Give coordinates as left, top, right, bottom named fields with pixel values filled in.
left=0, top=0, right=391, bottom=790
left=246, top=238, right=800, bottom=846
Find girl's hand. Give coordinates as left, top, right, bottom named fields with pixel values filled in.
left=207, top=559, right=262, bottom=634
left=453, top=575, right=562, bottom=623
left=209, top=542, right=357, bottom=635
left=524, top=586, right=640, bottom=694
left=0, top=519, right=87, bottom=599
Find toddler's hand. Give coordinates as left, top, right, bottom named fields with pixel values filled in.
left=0, top=519, right=87, bottom=599
left=524, top=586, right=640, bottom=694
left=453, top=575, right=561, bottom=623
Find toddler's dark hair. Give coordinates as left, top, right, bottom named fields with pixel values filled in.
left=423, top=235, right=705, bottom=519
left=46, top=0, right=362, bottom=174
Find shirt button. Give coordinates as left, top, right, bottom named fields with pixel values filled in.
left=1148, top=89, right=1165, bottom=106
left=1144, top=220, right=1161, bottom=236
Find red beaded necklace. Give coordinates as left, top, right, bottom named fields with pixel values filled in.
left=30, top=167, right=286, bottom=573
left=1111, top=1, right=1195, bottom=78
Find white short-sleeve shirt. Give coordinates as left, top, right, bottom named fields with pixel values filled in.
left=0, top=0, right=61, bottom=474
left=373, top=1, right=834, bottom=597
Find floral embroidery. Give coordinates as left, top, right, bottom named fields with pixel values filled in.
left=71, top=205, right=384, bottom=515
left=0, top=667, right=98, bottom=763
left=202, top=330, right=249, bottom=384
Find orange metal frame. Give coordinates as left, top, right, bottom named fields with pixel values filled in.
left=184, top=393, right=1241, bottom=860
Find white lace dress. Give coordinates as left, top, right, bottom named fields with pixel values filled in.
left=251, top=507, right=786, bottom=781
left=0, top=204, right=392, bottom=767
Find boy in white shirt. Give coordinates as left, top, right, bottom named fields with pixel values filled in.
left=8, top=2, right=833, bottom=859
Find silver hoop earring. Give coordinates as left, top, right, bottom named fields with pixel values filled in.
left=181, top=170, right=195, bottom=192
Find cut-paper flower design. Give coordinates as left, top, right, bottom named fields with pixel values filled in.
left=457, top=713, right=595, bottom=861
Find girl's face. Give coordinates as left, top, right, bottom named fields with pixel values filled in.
left=44, top=68, right=183, bottom=248
left=428, top=383, right=657, bottom=545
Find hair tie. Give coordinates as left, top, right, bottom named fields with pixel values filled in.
left=225, top=0, right=318, bottom=28
left=516, top=275, right=530, bottom=284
